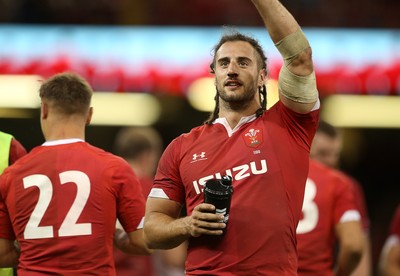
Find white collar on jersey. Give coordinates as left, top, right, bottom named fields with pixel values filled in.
left=42, top=138, right=85, bottom=146
left=213, top=114, right=257, bottom=137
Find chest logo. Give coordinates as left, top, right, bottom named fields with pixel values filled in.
left=191, top=151, right=207, bottom=163
left=243, top=128, right=263, bottom=148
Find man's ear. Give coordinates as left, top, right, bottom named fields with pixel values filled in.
left=41, top=102, right=48, bottom=119
left=258, top=68, right=267, bottom=87
left=86, top=107, right=93, bottom=126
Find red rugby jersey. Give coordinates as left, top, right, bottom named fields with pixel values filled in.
left=0, top=140, right=145, bottom=275
left=296, top=159, right=360, bottom=276
left=151, top=101, right=319, bottom=275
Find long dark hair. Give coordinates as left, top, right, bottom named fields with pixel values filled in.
left=204, top=30, right=268, bottom=125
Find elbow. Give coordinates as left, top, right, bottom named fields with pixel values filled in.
left=130, top=240, right=154, bottom=256
left=290, top=48, right=314, bottom=75
left=143, top=228, right=169, bottom=250
left=143, top=234, right=158, bottom=250
left=141, top=246, right=155, bottom=256
left=140, top=229, right=155, bottom=254
left=143, top=223, right=161, bottom=250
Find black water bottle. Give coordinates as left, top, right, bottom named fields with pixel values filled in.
left=204, top=175, right=234, bottom=228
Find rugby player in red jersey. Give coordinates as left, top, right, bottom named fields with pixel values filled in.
left=310, top=120, right=372, bottom=275
left=0, top=73, right=151, bottom=275
left=144, top=0, right=320, bottom=274
left=297, top=159, right=364, bottom=275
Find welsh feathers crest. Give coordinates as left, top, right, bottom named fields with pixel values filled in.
left=243, top=128, right=263, bottom=147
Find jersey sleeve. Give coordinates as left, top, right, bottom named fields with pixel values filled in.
left=270, top=101, right=320, bottom=151
left=113, top=160, right=146, bottom=233
left=9, top=138, right=27, bottom=165
left=332, top=173, right=360, bottom=225
left=151, top=137, right=185, bottom=204
left=350, top=178, right=370, bottom=231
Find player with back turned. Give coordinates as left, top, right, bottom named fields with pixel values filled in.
left=0, top=72, right=151, bottom=275
left=143, top=0, right=320, bottom=274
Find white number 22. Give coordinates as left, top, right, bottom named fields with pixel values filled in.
left=23, top=171, right=92, bottom=239
left=296, top=178, right=319, bottom=234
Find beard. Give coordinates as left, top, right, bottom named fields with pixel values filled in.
left=216, top=80, right=258, bottom=111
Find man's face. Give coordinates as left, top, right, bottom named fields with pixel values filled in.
left=214, top=41, right=265, bottom=107
left=310, top=132, right=342, bottom=168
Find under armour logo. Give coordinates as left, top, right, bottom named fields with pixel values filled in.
left=191, top=152, right=207, bottom=163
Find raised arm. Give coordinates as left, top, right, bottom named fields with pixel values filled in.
left=251, top=0, right=318, bottom=113
left=251, top=0, right=299, bottom=42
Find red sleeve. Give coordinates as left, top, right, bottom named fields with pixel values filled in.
left=271, top=101, right=320, bottom=151
left=339, top=173, right=369, bottom=231
left=153, top=136, right=185, bottom=204
left=351, top=179, right=370, bottom=231
left=114, top=161, right=146, bottom=233
left=332, top=173, right=358, bottom=225
left=139, top=177, right=154, bottom=198
left=9, top=138, right=27, bottom=165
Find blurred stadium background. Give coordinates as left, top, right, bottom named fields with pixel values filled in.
left=1, top=0, right=399, bottom=273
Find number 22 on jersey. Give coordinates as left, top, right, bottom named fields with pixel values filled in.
left=23, top=171, right=92, bottom=239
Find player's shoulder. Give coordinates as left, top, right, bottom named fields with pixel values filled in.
left=334, top=170, right=361, bottom=188
left=309, top=159, right=334, bottom=175
left=171, top=124, right=211, bottom=144
left=327, top=168, right=358, bottom=188
left=185, top=124, right=210, bottom=137
left=310, top=159, right=350, bottom=183
left=84, top=143, right=130, bottom=167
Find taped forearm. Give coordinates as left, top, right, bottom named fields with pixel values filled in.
left=275, top=29, right=318, bottom=103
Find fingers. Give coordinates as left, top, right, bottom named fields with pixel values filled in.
left=188, top=203, right=226, bottom=237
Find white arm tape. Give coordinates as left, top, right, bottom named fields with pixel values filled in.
left=275, top=29, right=318, bottom=103
left=278, top=65, right=318, bottom=103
